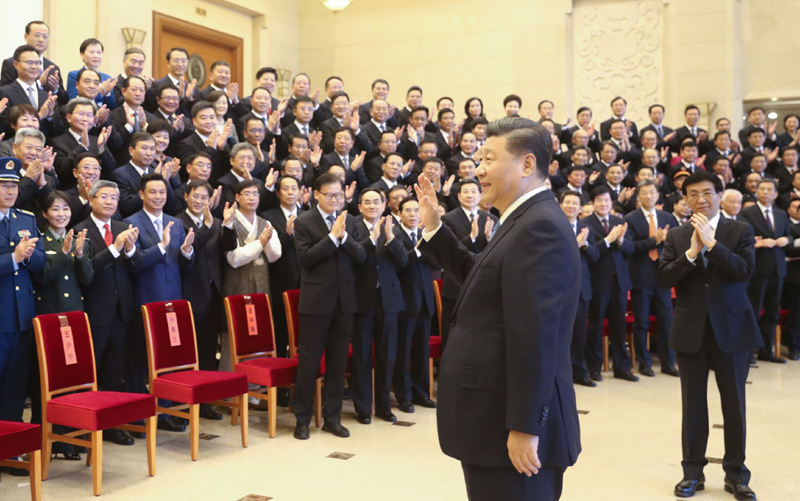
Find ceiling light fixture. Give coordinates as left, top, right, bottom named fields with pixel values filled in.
left=321, top=0, right=353, bottom=13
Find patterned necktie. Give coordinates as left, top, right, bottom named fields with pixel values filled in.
left=602, top=219, right=610, bottom=234
left=648, top=214, right=659, bottom=261
left=343, top=156, right=349, bottom=170
left=766, top=208, right=774, bottom=235
left=469, top=213, right=475, bottom=224
left=27, top=86, right=37, bottom=107
left=168, top=115, right=175, bottom=127
left=104, top=223, right=113, bottom=246
left=326, top=214, right=335, bottom=231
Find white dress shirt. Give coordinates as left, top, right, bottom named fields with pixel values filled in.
left=686, top=212, right=721, bottom=263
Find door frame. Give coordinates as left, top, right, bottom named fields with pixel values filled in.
left=152, top=11, right=244, bottom=88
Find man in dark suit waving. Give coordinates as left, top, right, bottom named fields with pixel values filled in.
left=415, top=117, right=580, bottom=500
left=659, top=171, right=761, bottom=500
left=291, top=172, right=366, bottom=440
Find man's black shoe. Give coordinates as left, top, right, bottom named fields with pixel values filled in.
left=639, top=365, right=655, bottom=377
left=662, top=365, right=681, bottom=377
left=103, top=429, right=134, bottom=446
left=589, top=371, right=603, bottom=382
left=375, top=411, right=397, bottom=422
left=411, top=396, right=437, bottom=408
left=356, top=414, right=371, bottom=425
left=573, top=377, right=596, bottom=387
left=293, top=422, right=309, bottom=440
left=157, top=415, right=186, bottom=432
left=200, top=404, right=223, bottom=420
left=614, top=371, right=639, bottom=382
left=674, top=475, right=704, bottom=497
left=724, top=477, right=757, bottom=500
left=322, top=422, right=350, bottom=437
left=397, top=402, right=415, bottom=413
left=788, top=349, right=800, bottom=361
left=757, top=351, right=786, bottom=364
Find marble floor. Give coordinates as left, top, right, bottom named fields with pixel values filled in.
left=2, top=358, right=800, bottom=500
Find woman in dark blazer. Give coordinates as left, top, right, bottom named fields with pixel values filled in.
left=32, top=191, right=94, bottom=460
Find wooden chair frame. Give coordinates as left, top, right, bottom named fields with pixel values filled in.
left=283, top=291, right=323, bottom=428
left=33, top=314, right=155, bottom=496
left=431, top=280, right=445, bottom=400
left=224, top=295, right=297, bottom=438
left=142, top=302, right=247, bottom=461
left=0, top=448, right=41, bottom=500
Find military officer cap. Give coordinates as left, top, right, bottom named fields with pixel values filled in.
left=0, top=157, right=22, bottom=183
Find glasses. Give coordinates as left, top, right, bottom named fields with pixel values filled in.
left=319, top=192, right=344, bottom=201
left=190, top=194, right=209, bottom=202
left=78, top=165, right=101, bottom=173
left=160, top=96, right=180, bottom=102
left=239, top=191, right=260, bottom=198
left=97, top=194, right=119, bottom=202
left=171, top=58, right=188, bottom=64
left=73, top=112, right=95, bottom=119
left=31, top=33, right=50, bottom=40
left=686, top=191, right=716, bottom=200
left=18, top=60, right=42, bottom=67
left=247, top=128, right=266, bottom=135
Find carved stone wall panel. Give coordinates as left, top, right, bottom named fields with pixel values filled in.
left=573, top=0, right=663, bottom=126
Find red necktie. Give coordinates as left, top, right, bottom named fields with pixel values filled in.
left=648, top=214, right=659, bottom=261
left=104, top=223, right=113, bottom=246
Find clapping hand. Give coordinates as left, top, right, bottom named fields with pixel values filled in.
left=181, top=228, right=195, bottom=254
left=13, top=235, right=39, bottom=263
left=413, top=175, right=442, bottom=232
left=61, top=229, right=75, bottom=256
left=576, top=226, right=589, bottom=247
left=160, top=221, right=174, bottom=248
left=258, top=222, right=274, bottom=247
left=74, top=229, right=88, bottom=257
left=370, top=216, right=385, bottom=242
left=223, top=201, right=237, bottom=226
left=331, top=211, right=347, bottom=239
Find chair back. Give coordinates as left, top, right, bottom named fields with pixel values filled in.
left=33, top=312, right=97, bottom=397
left=283, top=289, right=300, bottom=358
left=141, top=300, right=199, bottom=378
left=224, top=294, right=276, bottom=364
left=433, top=279, right=443, bottom=335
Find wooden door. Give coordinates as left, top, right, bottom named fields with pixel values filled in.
left=152, top=12, right=243, bottom=90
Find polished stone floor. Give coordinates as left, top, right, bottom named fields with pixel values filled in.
left=2, top=357, right=799, bottom=500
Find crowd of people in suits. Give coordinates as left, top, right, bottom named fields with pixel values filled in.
left=0, top=19, right=798, bottom=485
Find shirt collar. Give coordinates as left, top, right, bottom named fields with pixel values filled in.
left=280, top=205, right=296, bottom=220
left=16, top=78, right=35, bottom=91
left=68, top=128, right=84, bottom=145
left=143, top=208, right=162, bottom=226
left=167, top=74, right=181, bottom=86
left=195, top=130, right=210, bottom=143
left=756, top=201, right=772, bottom=214
left=641, top=207, right=657, bottom=219
left=499, top=185, right=549, bottom=226
left=130, top=162, right=148, bottom=176
left=295, top=120, right=309, bottom=132
left=567, top=183, right=582, bottom=193
left=371, top=119, right=386, bottom=129
left=316, top=204, right=335, bottom=221
left=90, top=213, right=111, bottom=230
left=159, top=109, right=175, bottom=120
left=595, top=213, right=609, bottom=224
left=185, top=208, right=203, bottom=227
left=708, top=212, right=721, bottom=230
left=381, top=176, right=397, bottom=188
left=461, top=206, right=478, bottom=221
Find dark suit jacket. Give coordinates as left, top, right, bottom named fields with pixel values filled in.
left=670, top=125, right=708, bottom=154
left=770, top=163, right=795, bottom=194
left=293, top=208, right=367, bottom=315
left=358, top=100, right=399, bottom=129
left=149, top=76, right=200, bottom=116
left=110, top=163, right=179, bottom=218
left=1, top=56, right=68, bottom=104
left=640, top=123, right=674, bottom=149
left=396, top=227, right=437, bottom=318
left=47, top=130, right=117, bottom=188
left=441, top=208, right=498, bottom=300
left=418, top=189, right=581, bottom=469
left=624, top=209, right=679, bottom=290
left=73, top=217, right=143, bottom=326
left=123, top=210, right=194, bottom=306
left=432, top=129, right=454, bottom=161
left=176, top=132, right=231, bottom=184
left=63, top=186, right=121, bottom=230
left=563, top=125, right=602, bottom=153
left=738, top=204, right=793, bottom=277
left=739, top=124, right=779, bottom=150
left=353, top=215, right=407, bottom=313
left=109, top=106, right=159, bottom=166
left=176, top=213, right=236, bottom=310
left=0, top=80, right=62, bottom=137
left=600, top=117, right=639, bottom=146
left=785, top=221, right=800, bottom=285
left=582, top=214, right=634, bottom=294
left=114, top=75, right=157, bottom=114
left=261, top=207, right=304, bottom=303
left=575, top=220, right=600, bottom=302
left=658, top=215, right=762, bottom=354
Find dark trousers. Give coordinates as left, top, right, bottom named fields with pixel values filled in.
left=674, top=319, right=751, bottom=485
left=441, top=296, right=456, bottom=349
left=747, top=273, right=783, bottom=353
left=586, top=287, right=631, bottom=374
left=352, top=305, right=398, bottom=416
left=394, top=314, right=431, bottom=403
left=570, top=298, right=589, bottom=380
left=630, top=287, right=675, bottom=368
left=194, top=290, right=222, bottom=372
left=91, top=303, right=129, bottom=392
left=0, top=329, right=32, bottom=422
left=127, top=314, right=172, bottom=420
left=291, top=305, right=352, bottom=426
left=461, top=463, right=564, bottom=501
left=781, top=281, right=800, bottom=351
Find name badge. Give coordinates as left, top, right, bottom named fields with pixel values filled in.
left=245, top=304, right=257, bottom=336
left=58, top=315, right=77, bottom=366
left=166, top=311, right=181, bottom=347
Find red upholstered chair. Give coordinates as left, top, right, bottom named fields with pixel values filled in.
left=0, top=421, right=42, bottom=500
left=224, top=294, right=299, bottom=438
left=33, top=312, right=156, bottom=496
left=430, top=279, right=444, bottom=399
left=283, top=289, right=322, bottom=428
left=599, top=316, right=636, bottom=372
left=141, top=301, right=248, bottom=461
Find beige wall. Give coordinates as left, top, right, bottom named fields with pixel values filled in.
left=42, top=0, right=300, bottom=95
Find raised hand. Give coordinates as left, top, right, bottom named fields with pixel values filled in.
left=126, top=226, right=140, bottom=251
left=259, top=222, right=274, bottom=247
left=173, top=114, right=186, bottom=132
left=225, top=82, right=240, bottom=104
left=277, top=99, right=289, bottom=114
left=384, top=215, right=395, bottom=242
left=302, top=187, right=312, bottom=206
left=616, top=222, right=628, bottom=244
left=663, top=131, right=676, bottom=143
left=74, top=229, right=88, bottom=256
left=469, top=213, right=479, bottom=241
left=309, top=145, right=322, bottom=166
left=0, top=98, right=7, bottom=115
left=181, top=228, right=195, bottom=254
left=38, top=65, right=53, bottom=90
left=265, top=168, right=277, bottom=189
left=655, top=225, right=668, bottom=244
left=331, top=211, right=347, bottom=239
left=210, top=186, right=222, bottom=210
left=223, top=201, right=237, bottom=225
left=286, top=213, right=296, bottom=236
left=94, top=104, right=109, bottom=126
left=697, top=131, right=708, bottom=143
left=690, top=213, right=715, bottom=248
left=269, top=138, right=277, bottom=163
left=413, top=174, right=442, bottom=231
left=576, top=226, right=589, bottom=247
left=351, top=151, right=366, bottom=172
left=99, top=77, right=117, bottom=96
left=13, top=235, right=39, bottom=263
left=345, top=181, right=357, bottom=201
left=205, top=128, right=219, bottom=149
left=485, top=217, right=496, bottom=241
left=202, top=201, right=213, bottom=227
left=161, top=221, right=174, bottom=248
left=370, top=216, right=384, bottom=242
left=442, top=174, right=456, bottom=196
left=310, top=88, right=320, bottom=106
left=589, top=170, right=602, bottom=184
left=217, top=120, right=233, bottom=149
left=61, top=229, right=75, bottom=255
left=185, top=79, right=197, bottom=101
left=97, top=126, right=111, bottom=152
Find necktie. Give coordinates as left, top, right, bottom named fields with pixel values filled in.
left=602, top=219, right=610, bottom=234
left=168, top=115, right=175, bottom=127
left=0, top=216, right=7, bottom=230
left=572, top=222, right=577, bottom=235
left=648, top=214, right=659, bottom=261
left=700, top=246, right=709, bottom=269
left=379, top=123, right=385, bottom=133
left=262, top=116, right=268, bottom=130
left=469, top=213, right=475, bottom=224
left=27, top=86, right=37, bottom=107
left=326, top=214, right=335, bottom=231
left=302, top=126, right=308, bottom=136
left=343, top=156, right=349, bottom=170
left=657, top=125, right=663, bottom=137
left=133, top=111, right=141, bottom=132
left=491, top=221, right=500, bottom=239
left=104, top=223, right=113, bottom=246
left=154, top=218, right=163, bottom=237
left=410, top=230, right=417, bottom=247
left=766, top=208, right=774, bottom=235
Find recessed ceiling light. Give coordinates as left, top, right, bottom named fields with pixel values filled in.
left=771, top=97, right=778, bottom=101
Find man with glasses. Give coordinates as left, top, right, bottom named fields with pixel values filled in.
left=659, top=171, right=761, bottom=500
left=1, top=21, right=67, bottom=104
left=0, top=45, right=59, bottom=137
left=291, top=172, right=366, bottom=440
left=63, top=152, right=110, bottom=228
left=153, top=83, right=194, bottom=158
left=152, top=47, right=200, bottom=115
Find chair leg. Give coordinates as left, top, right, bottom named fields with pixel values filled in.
left=145, top=416, right=156, bottom=476
left=29, top=449, right=41, bottom=501
left=629, top=333, right=636, bottom=368
left=41, top=422, right=52, bottom=481
left=268, top=387, right=277, bottom=438
left=240, top=394, right=249, bottom=448
left=190, top=404, right=200, bottom=461
left=231, top=400, right=239, bottom=427
left=603, top=336, right=609, bottom=373
left=429, top=358, right=434, bottom=400
left=314, top=378, right=322, bottom=428
left=288, top=386, right=294, bottom=413
left=776, top=326, right=782, bottom=357
left=91, top=431, right=103, bottom=496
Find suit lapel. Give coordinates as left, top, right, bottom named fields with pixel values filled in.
left=137, top=211, right=161, bottom=244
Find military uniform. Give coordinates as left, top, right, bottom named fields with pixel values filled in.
left=0, top=157, right=46, bottom=421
